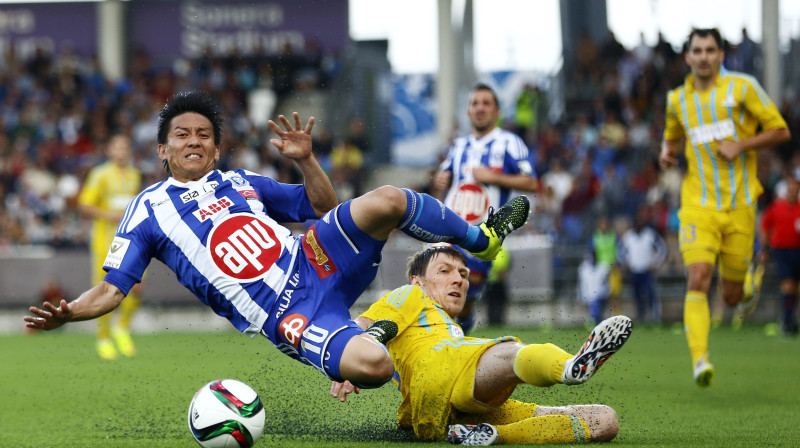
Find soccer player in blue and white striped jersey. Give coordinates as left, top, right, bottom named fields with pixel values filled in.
left=26, top=91, right=530, bottom=390
left=432, top=83, right=539, bottom=333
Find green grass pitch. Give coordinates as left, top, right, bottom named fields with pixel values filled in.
left=2, top=322, right=798, bottom=447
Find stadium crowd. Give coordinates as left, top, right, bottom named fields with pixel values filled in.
left=1, top=28, right=799, bottom=291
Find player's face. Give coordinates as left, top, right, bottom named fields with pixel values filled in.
left=467, top=89, right=500, bottom=135
left=158, top=112, right=220, bottom=182
left=686, top=35, right=724, bottom=83
left=412, top=254, right=469, bottom=317
left=107, top=135, right=131, bottom=166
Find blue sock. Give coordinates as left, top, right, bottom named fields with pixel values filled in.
left=397, top=189, right=488, bottom=252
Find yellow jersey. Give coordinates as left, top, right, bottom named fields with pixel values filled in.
left=78, top=161, right=141, bottom=258
left=664, top=67, right=787, bottom=211
left=361, top=285, right=518, bottom=439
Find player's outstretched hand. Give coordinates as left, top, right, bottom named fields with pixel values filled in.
left=24, top=299, right=72, bottom=330
left=330, top=380, right=360, bottom=403
left=268, top=112, right=315, bottom=161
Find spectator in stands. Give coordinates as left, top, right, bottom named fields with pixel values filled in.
left=618, top=206, right=667, bottom=325
left=592, top=216, right=622, bottom=314
left=578, top=247, right=611, bottom=325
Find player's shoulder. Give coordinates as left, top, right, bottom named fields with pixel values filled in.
left=721, top=69, right=759, bottom=86
left=381, top=284, right=426, bottom=304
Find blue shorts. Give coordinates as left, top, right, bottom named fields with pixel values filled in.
left=261, top=200, right=385, bottom=381
left=771, top=248, right=800, bottom=281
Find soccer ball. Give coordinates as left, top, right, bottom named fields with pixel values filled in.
left=188, top=379, right=265, bottom=448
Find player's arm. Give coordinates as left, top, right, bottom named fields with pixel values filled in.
left=716, top=127, right=791, bottom=161
left=659, top=138, right=683, bottom=169
left=78, top=203, right=124, bottom=223
left=718, top=80, right=792, bottom=160
left=24, top=281, right=125, bottom=331
left=472, top=168, right=539, bottom=192
left=268, top=112, right=337, bottom=217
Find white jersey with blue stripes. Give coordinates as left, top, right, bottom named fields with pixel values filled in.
left=102, top=169, right=318, bottom=337
left=439, top=127, right=535, bottom=224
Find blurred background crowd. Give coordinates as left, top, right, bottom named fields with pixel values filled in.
left=1, top=2, right=799, bottom=329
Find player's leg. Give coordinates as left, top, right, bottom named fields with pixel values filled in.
left=678, top=206, right=721, bottom=387
left=450, top=401, right=616, bottom=445
left=337, top=333, right=395, bottom=387
left=348, top=186, right=529, bottom=261
left=112, top=282, right=142, bottom=357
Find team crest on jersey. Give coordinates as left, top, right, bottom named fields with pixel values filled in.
left=180, top=181, right=219, bottom=203
left=451, top=183, right=489, bottom=224
left=193, top=196, right=234, bottom=222
left=279, top=313, right=308, bottom=348
left=301, top=225, right=337, bottom=279
left=103, top=237, right=130, bottom=269
left=230, top=175, right=248, bottom=187
left=207, top=213, right=283, bottom=282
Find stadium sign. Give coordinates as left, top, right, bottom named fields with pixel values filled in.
left=0, top=3, right=96, bottom=59
left=130, top=0, right=349, bottom=61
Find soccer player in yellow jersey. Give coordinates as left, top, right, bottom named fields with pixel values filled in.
left=331, top=246, right=632, bottom=445
left=78, top=135, right=144, bottom=360
left=660, top=28, right=791, bottom=387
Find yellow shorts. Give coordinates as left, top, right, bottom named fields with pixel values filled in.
left=678, top=205, right=755, bottom=281
left=399, top=337, right=520, bottom=440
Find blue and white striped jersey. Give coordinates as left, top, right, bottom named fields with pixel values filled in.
left=102, top=169, right=318, bottom=337
left=439, top=128, right=535, bottom=224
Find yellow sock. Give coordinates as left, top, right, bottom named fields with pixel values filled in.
left=684, top=291, right=710, bottom=365
left=97, top=312, right=113, bottom=340
left=513, top=343, right=572, bottom=387
left=497, top=414, right=591, bottom=444
left=117, top=294, right=141, bottom=329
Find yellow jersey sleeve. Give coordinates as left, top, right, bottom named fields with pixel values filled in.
left=663, top=89, right=686, bottom=141
left=742, top=76, right=787, bottom=131
left=362, top=285, right=425, bottom=333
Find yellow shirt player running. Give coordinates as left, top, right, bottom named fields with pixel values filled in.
left=660, top=28, right=790, bottom=387
left=331, top=246, right=632, bottom=445
left=78, top=135, right=144, bottom=360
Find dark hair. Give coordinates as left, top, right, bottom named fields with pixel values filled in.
left=686, top=28, right=723, bottom=51
left=470, top=82, right=500, bottom=109
left=157, top=91, right=223, bottom=145
left=406, top=245, right=467, bottom=280
left=156, top=91, right=223, bottom=175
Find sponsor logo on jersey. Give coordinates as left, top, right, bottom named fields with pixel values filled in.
left=207, top=214, right=283, bottom=282
left=103, top=236, right=131, bottom=269
left=275, top=272, right=300, bottom=318
left=688, top=119, right=734, bottom=145
left=192, top=196, right=234, bottom=222
left=237, top=188, right=259, bottom=201
left=279, top=313, right=308, bottom=348
left=180, top=181, right=219, bottom=203
left=301, top=225, right=338, bottom=279
left=451, top=183, right=489, bottom=223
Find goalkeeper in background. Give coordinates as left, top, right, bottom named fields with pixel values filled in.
left=332, top=245, right=632, bottom=445
left=78, top=135, right=144, bottom=360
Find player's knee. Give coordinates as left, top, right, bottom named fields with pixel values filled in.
left=365, top=186, right=407, bottom=218
left=589, top=406, right=619, bottom=442
left=352, top=347, right=394, bottom=387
